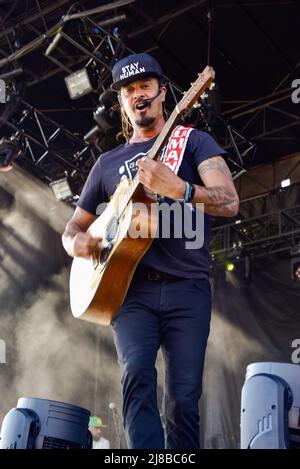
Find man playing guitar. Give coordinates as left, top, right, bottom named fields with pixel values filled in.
left=62, top=53, right=239, bottom=449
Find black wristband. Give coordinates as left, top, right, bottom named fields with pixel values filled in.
left=188, top=184, right=195, bottom=202
left=184, top=182, right=195, bottom=203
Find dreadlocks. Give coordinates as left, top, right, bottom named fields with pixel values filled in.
left=119, top=104, right=133, bottom=142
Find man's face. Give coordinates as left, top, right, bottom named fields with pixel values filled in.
left=120, top=77, right=166, bottom=129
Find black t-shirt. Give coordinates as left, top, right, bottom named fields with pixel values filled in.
left=77, top=129, right=226, bottom=279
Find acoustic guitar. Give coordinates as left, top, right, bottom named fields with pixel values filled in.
left=70, top=66, right=215, bottom=325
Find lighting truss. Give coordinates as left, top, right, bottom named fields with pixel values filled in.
left=0, top=91, right=98, bottom=195
left=211, top=202, right=300, bottom=264
left=0, top=4, right=253, bottom=180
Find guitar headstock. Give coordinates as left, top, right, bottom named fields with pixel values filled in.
left=176, top=65, right=215, bottom=116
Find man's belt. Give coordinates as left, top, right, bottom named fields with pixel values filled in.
left=134, top=266, right=181, bottom=282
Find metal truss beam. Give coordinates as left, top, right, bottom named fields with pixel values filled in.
left=222, top=86, right=300, bottom=146
left=0, top=0, right=135, bottom=69
left=0, top=93, right=97, bottom=191
left=223, top=87, right=293, bottom=120
left=211, top=203, right=300, bottom=262
left=0, top=0, right=71, bottom=45
left=127, top=0, right=206, bottom=39
left=0, top=0, right=136, bottom=47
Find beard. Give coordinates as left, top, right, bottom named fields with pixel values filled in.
left=134, top=116, right=156, bottom=128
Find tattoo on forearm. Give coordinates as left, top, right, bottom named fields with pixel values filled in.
left=198, top=157, right=232, bottom=178
left=200, top=186, right=237, bottom=206
left=204, top=199, right=239, bottom=217
left=195, top=186, right=239, bottom=217
left=196, top=157, right=239, bottom=216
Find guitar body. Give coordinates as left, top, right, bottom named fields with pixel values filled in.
left=70, top=179, right=158, bottom=325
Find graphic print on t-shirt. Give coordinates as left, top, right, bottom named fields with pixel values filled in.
left=118, top=151, right=150, bottom=180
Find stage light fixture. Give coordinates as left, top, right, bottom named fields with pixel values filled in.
left=65, top=68, right=93, bottom=100
left=0, top=397, right=92, bottom=449
left=50, top=177, right=75, bottom=201
left=93, top=89, right=119, bottom=132
left=281, top=178, right=291, bottom=188
left=226, top=262, right=235, bottom=272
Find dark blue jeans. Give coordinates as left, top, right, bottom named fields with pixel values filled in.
left=111, top=275, right=211, bottom=449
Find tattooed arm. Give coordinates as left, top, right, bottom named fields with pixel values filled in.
left=193, top=156, right=239, bottom=217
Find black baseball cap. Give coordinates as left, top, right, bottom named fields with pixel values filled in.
left=111, top=53, right=163, bottom=91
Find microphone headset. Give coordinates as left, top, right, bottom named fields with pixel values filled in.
left=138, top=88, right=162, bottom=110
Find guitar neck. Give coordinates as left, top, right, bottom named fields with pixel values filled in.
left=146, top=107, right=181, bottom=162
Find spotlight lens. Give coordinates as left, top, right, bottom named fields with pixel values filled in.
left=226, top=262, right=235, bottom=272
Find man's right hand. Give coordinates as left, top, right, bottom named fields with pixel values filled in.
left=71, top=232, right=102, bottom=259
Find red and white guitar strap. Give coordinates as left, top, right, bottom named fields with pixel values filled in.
left=160, top=125, right=194, bottom=174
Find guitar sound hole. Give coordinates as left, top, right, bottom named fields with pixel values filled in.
left=106, top=217, right=118, bottom=242
left=100, top=242, right=113, bottom=264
